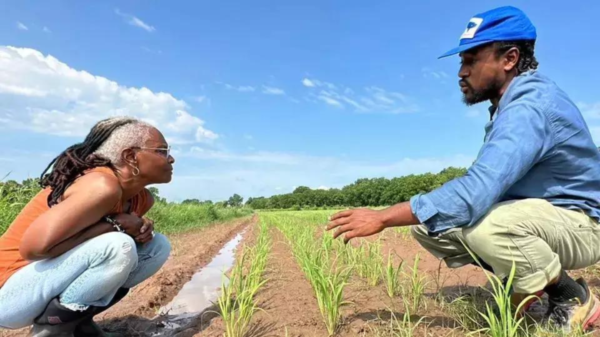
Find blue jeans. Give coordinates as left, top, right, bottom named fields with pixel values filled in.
left=0, top=232, right=171, bottom=329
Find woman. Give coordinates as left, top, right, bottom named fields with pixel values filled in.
left=0, top=117, right=174, bottom=336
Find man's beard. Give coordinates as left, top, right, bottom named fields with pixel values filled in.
left=461, top=79, right=501, bottom=106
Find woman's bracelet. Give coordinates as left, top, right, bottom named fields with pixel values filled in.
left=104, top=216, right=125, bottom=233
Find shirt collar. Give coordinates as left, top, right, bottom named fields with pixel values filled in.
left=488, top=104, right=498, bottom=121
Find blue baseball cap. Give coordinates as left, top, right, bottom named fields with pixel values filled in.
left=439, top=6, right=537, bottom=59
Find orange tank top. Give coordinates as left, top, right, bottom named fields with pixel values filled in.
left=0, top=167, right=152, bottom=287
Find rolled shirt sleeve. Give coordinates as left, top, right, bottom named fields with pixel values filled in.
left=410, top=102, right=554, bottom=233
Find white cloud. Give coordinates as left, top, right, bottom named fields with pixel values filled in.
left=318, top=95, right=343, bottom=108
left=589, top=126, right=600, bottom=145
left=0, top=82, right=46, bottom=97
left=317, top=186, right=330, bottom=190
left=115, top=9, right=156, bottom=32
left=195, top=126, right=219, bottom=143
left=422, top=67, right=449, bottom=80
left=244, top=134, right=254, bottom=140
left=578, top=102, right=600, bottom=119
left=238, top=85, right=255, bottom=92
left=193, top=95, right=206, bottom=103
left=302, top=78, right=315, bottom=87
left=307, top=79, right=417, bottom=114
left=219, top=83, right=285, bottom=96
left=43, top=26, right=51, bottom=34
left=0, top=46, right=216, bottom=143
left=220, top=83, right=255, bottom=92
left=16, top=22, right=28, bottom=31
left=187, top=147, right=306, bottom=165
left=262, top=86, right=285, bottom=95
left=302, top=78, right=337, bottom=90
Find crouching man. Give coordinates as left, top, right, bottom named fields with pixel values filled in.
left=327, top=6, right=600, bottom=333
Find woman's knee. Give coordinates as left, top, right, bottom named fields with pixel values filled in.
left=150, top=233, right=171, bottom=264
left=121, top=233, right=170, bottom=288
left=98, top=232, right=139, bottom=272
left=137, top=232, right=171, bottom=268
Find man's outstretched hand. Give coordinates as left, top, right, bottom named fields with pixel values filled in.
left=326, top=208, right=388, bottom=244
left=326, top=202, right=420, bottom=244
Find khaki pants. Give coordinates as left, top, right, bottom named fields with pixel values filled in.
left=411, top=199, right=600, bottom=294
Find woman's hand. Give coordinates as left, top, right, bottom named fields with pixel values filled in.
left=135, top=216, right=155, bottom=244
left=113, top=213, right=144, bottom=237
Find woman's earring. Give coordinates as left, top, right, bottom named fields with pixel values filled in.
left=128, top=161, right=140, bottom=177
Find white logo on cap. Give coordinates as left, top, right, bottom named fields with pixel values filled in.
left=461, top=17, right=483, bottom=39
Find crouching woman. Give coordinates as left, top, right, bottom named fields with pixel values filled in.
left=0, top=117, right=174, bottom=336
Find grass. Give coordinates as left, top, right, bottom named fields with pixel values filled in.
left=463, top=245, right=546, bottom=337
left=369, top=304, right=425, bottom=337
left=0, top=176, right=253, bottom=236
left=401, top=254, right=428, bottom=312
left=477, top=262, right=530, bottom=337
left=0, top=177, right=40, bottom=234
left=353, top=240, right=384, bottom=286
left=446, top=293, right=487, bottom=332
left=393, top=226, right=412, bottom=240
left=383, top=252, right=404, bottom=298
left=147, top=203, right=253, bottom=234
left=218, top=219, right=271, bottom=337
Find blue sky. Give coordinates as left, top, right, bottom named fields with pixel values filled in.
left=1, top=0, right=599, bottom=202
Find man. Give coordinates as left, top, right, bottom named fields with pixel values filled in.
left=327, top=6, right=600, bottom=332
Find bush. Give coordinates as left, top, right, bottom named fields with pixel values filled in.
left=147, top=203, right=253, bottom=234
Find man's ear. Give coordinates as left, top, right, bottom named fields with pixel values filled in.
left=503, top=47, right=520, bottom=72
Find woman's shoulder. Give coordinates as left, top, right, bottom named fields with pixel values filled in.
left=64, top=167, right=123, bottom=201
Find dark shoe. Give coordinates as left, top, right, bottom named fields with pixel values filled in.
left=30, top=298, right=94, bottom=337
left=545, top=278, right=600, bottom=333
left=73, top=288, right=130, bottom=337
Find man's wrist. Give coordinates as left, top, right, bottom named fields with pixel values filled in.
left=379, top=202, right=418, bottom=228
left=379, top=207, right=396, bottom=228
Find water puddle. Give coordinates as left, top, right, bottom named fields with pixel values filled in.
left=160, top=230, right=245, bottom=315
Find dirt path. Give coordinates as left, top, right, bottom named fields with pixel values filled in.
left=0, top=215, right=255, bottom=337
left=245, top=227, right=324, bottom=336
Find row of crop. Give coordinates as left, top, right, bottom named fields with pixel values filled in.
left=217, top=219, right=271, bottom=337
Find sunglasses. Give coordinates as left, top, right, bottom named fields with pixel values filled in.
left=134, top=146, right=171, bottom=158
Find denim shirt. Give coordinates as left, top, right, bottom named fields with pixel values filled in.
left=410, top=70, right=600, bottom=234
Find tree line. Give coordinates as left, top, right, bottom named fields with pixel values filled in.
left=1, top=166, right=467, bottom=212
left=245, top=167, right=467, bottom=209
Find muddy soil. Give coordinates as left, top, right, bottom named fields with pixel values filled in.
left=195, top=227, right=490, bottom=337
left=194, top=225, right=600, bottom=336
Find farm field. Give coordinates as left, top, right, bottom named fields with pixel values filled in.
left=196, top=211, right=600, bottom=337
left=3, top=210, right=600, bottom=337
